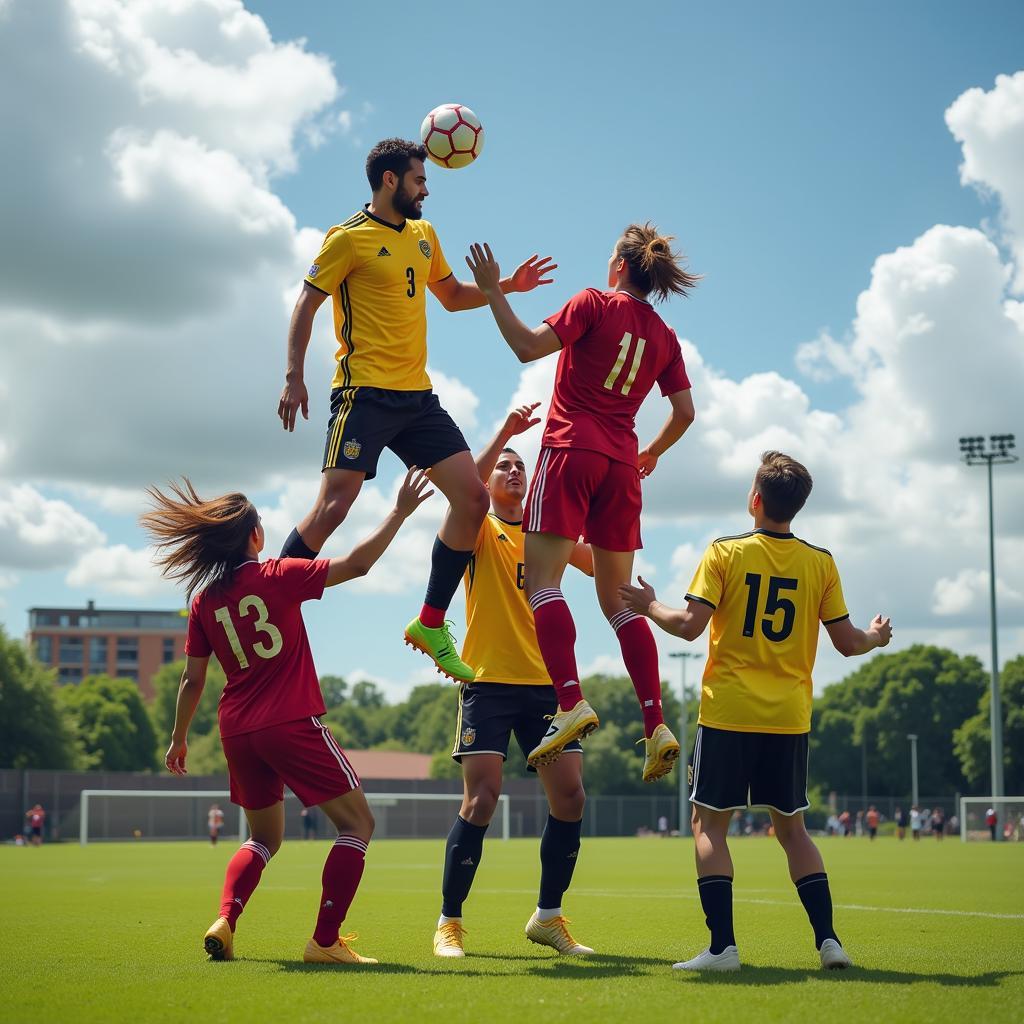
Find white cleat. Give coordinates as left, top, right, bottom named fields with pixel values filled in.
left=819, top=938, right=852, bottom=969
left=525, top=911, right=594, bottom=955
left=433, top=920, right=466, bottom=958
left=672, top=945, right=741, bottom=972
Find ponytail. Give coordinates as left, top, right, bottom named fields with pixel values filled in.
left=615, top=222, right=701, bottom=303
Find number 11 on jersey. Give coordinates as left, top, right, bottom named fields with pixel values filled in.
left=603, top=332, right=647, bottom=396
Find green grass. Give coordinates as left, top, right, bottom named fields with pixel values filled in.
left=3, top=836, right=1021, bottom=1022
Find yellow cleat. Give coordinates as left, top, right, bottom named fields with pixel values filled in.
left=303, top=933, right=378, bottom=965
left=525, top=911, right=594, bottom=955
left=527, top=700, right=600, bottom=767
left=433, top=920, right=466, bottom=958
left=203, top=917, right=234, bottom=961
left=641, top=723, right=681, bottom=783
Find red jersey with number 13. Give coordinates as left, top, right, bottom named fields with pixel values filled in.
left=185, top=558, right=330, bottom=739
left=542, top=288, right=691, bottom=466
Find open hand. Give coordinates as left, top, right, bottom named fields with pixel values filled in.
left=618, top=575, right=658, bottom=616
left=165, top=739, right=188, bottom=776
left=466, top=242, right=502, bottom=295
left=503, top=402, right=541, bottom=437
left=278, top=378, right=309, bottom=432
left=510, top=254, right=557, bottom=293
left=395, top=467, right=435, bottom=517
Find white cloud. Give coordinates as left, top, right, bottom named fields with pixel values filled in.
left=0, top=485, right=105, bottom=569
left=65, top=542, right=172, bottom=597
left=932, top=566, right=1024, bottom=617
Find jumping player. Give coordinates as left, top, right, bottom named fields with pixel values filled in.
left=619, top=451, right=893, bottom=971
left=465, top=226, right=697, bottom=781
left=434, top=403, right=594, bottom=960
left=141, top=469, right=433, bottom=965
left=277, top=138, right=556, bottom=683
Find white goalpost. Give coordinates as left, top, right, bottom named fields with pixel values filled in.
left=958, top=796, right=1024, bottom=842
left=78, top=789, right=511, bottom=844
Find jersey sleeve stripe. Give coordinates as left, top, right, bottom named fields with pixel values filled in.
left=822, top=613, right=850, bottom=625
left=304, top=279, right=330, bottom=296
left=339, top=281, right=354, bottom=387
left=686, top=593, right=717, bottom=610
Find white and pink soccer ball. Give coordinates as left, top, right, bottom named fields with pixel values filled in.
left=420, top=104, right=484, bottom=169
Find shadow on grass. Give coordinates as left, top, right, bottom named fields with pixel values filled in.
left=675, top=965, right=1022, bottom=988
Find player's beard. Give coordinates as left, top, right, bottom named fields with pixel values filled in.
left=394, top=184, right=423, bottom=220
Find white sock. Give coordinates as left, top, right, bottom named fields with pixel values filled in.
left=438, top=914, right=461, bottom=929
left=536, top=906, right=562, bottom=922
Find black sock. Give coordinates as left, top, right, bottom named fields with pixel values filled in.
left=795, top=872, right=839, bottom=949
left=280, top=527, right=318, bottom=560
left=697, top=875, right=736, bottom=954
left=424, top=537, right=473, bottom=613
left=440, top=816, right=488, bottom=918
left=538, top=815, right=582, bottom=910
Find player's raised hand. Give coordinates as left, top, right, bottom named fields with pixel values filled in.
left=395, top=467, right=435, bottom=517
left=870, top=614, right=893, bottom=648
left=503, top=402, right=542, bottom=436
left=165, top=738, right=188, bottom=776
left=466, top=242, right=502, bottom=294
left=278, top=377, right=309, bottom=432
left=638, top=448, right=659, bottom=478
left=510, top=254, right=557, bottom=293
left=618, top=575, right=658, bottom=615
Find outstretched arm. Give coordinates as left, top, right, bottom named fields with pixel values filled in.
left=430, top=253, right=557, bottom=312
left=165, top=655, right=210, bottom=775
left=465, top=243, right=563, bottom=362
left=475, top=403, right=541, bottom=481
left=638, top=389, right=695, bottom=479
left=826, top=615, right=892, bottom=657
left=618, top=577, right=713, bottom=641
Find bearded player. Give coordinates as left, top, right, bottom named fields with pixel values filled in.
left=465, top=226, right=697, bottom=781
left=277, top=138, right=556, bottom=682
left=434, top=403, right=594, bottom=960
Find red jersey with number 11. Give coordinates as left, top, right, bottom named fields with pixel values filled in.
left=185, top=558, right=330, bottom=739
left=542, top=288, right=691, bottom=466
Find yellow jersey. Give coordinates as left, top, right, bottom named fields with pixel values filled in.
left=304, top=208, right=453, bottom=391
left=461, top=514, right=551, bottom=686
left=686, top=529, right=849, bottom=735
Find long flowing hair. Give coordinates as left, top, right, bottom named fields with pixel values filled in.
left=616, top=222, right=701, bottom=303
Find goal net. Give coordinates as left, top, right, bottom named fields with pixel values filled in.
left=78, top=789, right=509, bottom=844
left=958, top=796, right=1024, bottom=842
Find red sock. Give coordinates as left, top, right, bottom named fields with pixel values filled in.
left=529, top=589, right=583, bottom=712
left=611, top=612, right=665, bottom=737
left=419, top=603, right=444, bottom=629
left=219, top=839, right=271, bottom=929
left=312, top=835, right=368, bottom=947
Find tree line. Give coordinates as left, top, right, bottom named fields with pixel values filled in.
left=1, top=625, right=1020, bottom=798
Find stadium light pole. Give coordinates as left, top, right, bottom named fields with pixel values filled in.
left=669, top=651, right=701, bottom=837
left=907, top=734, right=919, bottom=809
left=959, top=434, right=1018, bottom=823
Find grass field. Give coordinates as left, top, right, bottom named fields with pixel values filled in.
left=3, top=836, right=1021, bottom=1022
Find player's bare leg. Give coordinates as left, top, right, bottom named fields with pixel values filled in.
left=304, top=788, right=378, bottom=965
left=593, top=546, right=679, bottom=778
left=674, top=804, right=739, bottom=971
left=527, top=752, right=592, bottom=955
left=405, top=450, right=489, bottom=681
left=434, top=753, right=503, bottom=958
left=770, top=810, right=849, bottom=968
left=523, top=533, right=599, bottom=765
left=206, top=801, right=285, bottom=961
left=283, top=467, right=366, bottom=557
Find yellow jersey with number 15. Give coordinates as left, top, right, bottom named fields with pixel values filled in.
left=304, top=207, right=453, bottom=391
left=686, top=529, right=849, bottom=735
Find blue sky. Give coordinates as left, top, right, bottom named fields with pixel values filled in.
left=1, top=0, right=1022, bottom=703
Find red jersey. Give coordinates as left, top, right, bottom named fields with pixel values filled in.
left=542, top=288, right=691, bottom=465
left=185, top=558, right=330, bottom=739
left=29, top=810, right=45, bottom=827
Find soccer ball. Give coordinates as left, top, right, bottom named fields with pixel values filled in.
left=420, top=104, right=484, bottom=169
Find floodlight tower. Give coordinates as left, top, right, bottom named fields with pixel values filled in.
left=958, top=434, right=1018, bottom=812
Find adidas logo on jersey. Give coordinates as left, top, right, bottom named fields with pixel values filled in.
left=377, top=246, right=391, bottom=257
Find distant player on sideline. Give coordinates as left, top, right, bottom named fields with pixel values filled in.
left=465, top=226, right=697, bottom=781
left=277, top=138, right=556, bottom=683
left=619, top=451, right=892, bottom=971
left=208, top=804, right=225, bottom=846
left=25, top=804, right=45, bottom=846
left=434, top=404, right=594, bottom=960
left=141, top=469, right=432, bottom=965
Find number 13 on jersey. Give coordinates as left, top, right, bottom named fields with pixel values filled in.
left=214, top=596, right=284, bottom=669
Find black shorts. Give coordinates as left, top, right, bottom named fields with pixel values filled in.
left=451, top=682, right=583, bottom=774
left=30, top=826, right=42, bottom=837
left=688, top=725, right=809, bottom=816
left=322, top=387, right=469, bottom=480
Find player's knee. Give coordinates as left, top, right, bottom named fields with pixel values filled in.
left=459, top=479, right=489, bottom=521
left=463, top=785, right=499, bottom=824
left=553, top=782, right=586, bottom=820
left=773, top=816, right=807, bottom=848
left=258, top=836, right=282, bottom=858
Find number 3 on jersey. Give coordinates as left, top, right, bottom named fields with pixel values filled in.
left=603, top=332, right=647, bottom=395
left=214, top=596, right=284, bottom=669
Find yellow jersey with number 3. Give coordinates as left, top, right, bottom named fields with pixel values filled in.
left=461, top=515, right=551, bottom=686
left=686, top=529, right=849, bottom=734
left=304, top=208, right=453, bottom=391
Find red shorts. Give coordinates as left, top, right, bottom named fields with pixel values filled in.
left=524, top=447, right=642, bottom=551
left=221, top=717, right=360, bottom=810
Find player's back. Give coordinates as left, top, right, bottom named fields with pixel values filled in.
left=187, top=558, right=329, bottom=737
left=543, top=288, right=690, bottom=464
left=688, top=530, right=849, bottom=734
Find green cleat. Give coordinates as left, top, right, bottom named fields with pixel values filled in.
left=404, top=618, right=476, bottom=683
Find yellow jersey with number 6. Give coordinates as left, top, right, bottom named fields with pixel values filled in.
left=304, top=208, right=453, bottom=391
left=686, top=529, right=849, bottom=734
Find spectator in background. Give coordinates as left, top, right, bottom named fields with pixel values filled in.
left=894, top=806, right=906, bottom=840
left=865, top=806, right=879, bottom=841
left=930, top=807, right=945, bottom=841
left=854, top=810, right=864, bottom=837
left=910, top=806, right=922, bottom=841
left=208, top=804, right=225, bottom=846
left=948, top=813, right=959, bottom=837
left=1018, top=812, right=1024, bottom=842
left=838, top=810, right=851, bottom=837
left=302, top=807, right=318, bottom=840
left=657, top=815, right=669, bottom=838
left=985, top=806, right=997, bottom=841
left=25, top=804, right=46, bottom=846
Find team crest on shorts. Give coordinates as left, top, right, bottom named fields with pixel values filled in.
left=461, top=727, right=476, bottom=746
left=343, top=439, right=362, bottom=460
left=307, top=263, right=320, bottom=278
left=687, top=763, right=694, bottom=787
left=419, top=240, right=432, bottom=259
